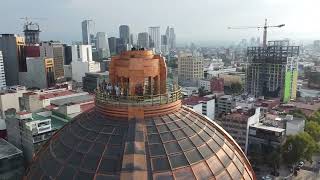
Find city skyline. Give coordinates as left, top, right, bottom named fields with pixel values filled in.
left=1, top=0, right=320, bottom=46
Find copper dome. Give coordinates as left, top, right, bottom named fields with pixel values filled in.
left=25, top=50, right=255, bottom=180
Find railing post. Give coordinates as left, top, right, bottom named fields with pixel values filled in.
left=151, top=95, right=153, bottom=106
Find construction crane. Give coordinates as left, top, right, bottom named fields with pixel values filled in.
left=228, top=19, right=285, bottom=47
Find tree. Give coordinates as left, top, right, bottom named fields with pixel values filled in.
left=308, top=110, right=320, bottom=124
left=198, top=86, right=206, bottom=97
left=230, top=82, right=243, bottom=95
left=305, top=121, right=320, bottom=142
left=282, top=132, right=319, bottom=165
left=267, top=148, right=281, bottom=174
left=289, top=109, right=306, bottom=119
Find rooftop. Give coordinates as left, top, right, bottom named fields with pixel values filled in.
left=293, top=101, right=320, bottom=111
left=39, top=90, right=75, bottom=100
left=50, top=94, right=94, bottom=106
left=0, top=138, right=22, bottom=160
left=224, top=112, right=250, bottom=122
left=18, top=110, right=68, bottom=131
left=250, top=123, right=285, bottom=133
left=182, top=96, right=212, bottom=106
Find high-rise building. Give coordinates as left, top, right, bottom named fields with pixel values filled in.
left=161, top=35, right=169, bottom=55
left=116, top=38, right=127, bottom=54
left=82, top=20, right=94, bottom=45
left=0, top=34, right=26, bottom=85
left=119, top=25, right=130, bottom=45
left=149, top=26, right=161, bottom=53
left=178, top=52, right=204, bottom=84
left=19, top=57, right=55, bottom=89
left=96, top=32, right=110, bottom=58
left=108, top=37, right=117, bottom=56
left=137, top=32, right=149, bottom=49
left=25, top=49, right=255, bottom=180
left=23, top=21, right=41, bottom=45
left=0, top=51, right=6, bottom=89
left=246, top=40, right=299, bottom=102
left=40, top=41, right=65, bottom=80
left=130, top=33, right=134, bottom=46
left=63, top=44, right=72, bottom=65
left=166, top=26, right=176, bottom=51
left=71, top=45, right=100, bottom=82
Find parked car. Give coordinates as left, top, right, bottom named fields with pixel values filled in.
left=298, top=161, right=304, bottom=167
left=262, top=175, right=272, bottom=180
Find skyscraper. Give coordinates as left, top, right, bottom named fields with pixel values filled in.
left=108, top=37, right=117, bottom=56
left=0, top=51, right=6, bottom=89
left=148, top=26, right=161, bottom=53
left=246, top=40, right=299, bottom=102
left=96, top=32, right=110, bottom=58
left=119, top=25, right=130, bottom=45
left=63, top=44, right=72, bottom=65
left=40, top=41, right=65, bottom=80
left=137, top=32, right=149, bottom=49
left=0, top=34, right=25, bottom=86
left=82, top=20, right=94, bottom=45
left=23, top=21, right=41, bottom=45
left=161, top=35, right=168, bottom=55
left=166, top=26, right=176, bottom=51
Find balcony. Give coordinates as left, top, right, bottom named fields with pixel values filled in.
left=95, top=87, right=182, bottom=106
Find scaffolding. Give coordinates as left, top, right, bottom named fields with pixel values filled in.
left=246, top=41, right=299, bottom=102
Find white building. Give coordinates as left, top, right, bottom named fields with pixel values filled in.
left=0, top=86, right=27, bottom=118
left=206, top=67, right=237, bottom=79
left=148, top=27, right=161, bottom=53
left=0, top=51, right=6, bottom=89
left=96, top=32, right=110, bottom=58
left=203, top=58, right=224, bottom=71
left=71, top=45, right=100, bottom=82
left=285, top=115, right=305, bottom=136
left=165, top=26, right=176, bottom=51
left=199, top=79, right=211, bottom=92
left=183, top=96, right=215, bottom=120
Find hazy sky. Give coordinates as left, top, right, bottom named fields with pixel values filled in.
left=1, top=0, right=320, bottom=45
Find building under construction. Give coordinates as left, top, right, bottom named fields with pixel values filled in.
left=246, top=40, right=299, bottom=102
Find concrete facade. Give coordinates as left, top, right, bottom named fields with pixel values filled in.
left=71, top=45, right=100, bottom=82
left=0, top=86, right=26, bottom=118
left=137, top=32, right=149, bottom=49
left=82, top=20, right=94, bottom=45
left=199, top=79, right=211, bottom=92
left=216, top=95, right=235, bottom=117
left=218, top=108, right=260, bottom=154
left=0, top=51, right=6, bottom=89
left=19, top=57, right=55, bottom=89
left=0, top=34, right=25, bottom=86
left=178, top=54, right=204, bottom=85
left=40, top=41, right=65, bottom=79
left=149, top=27, right=161, bottom=53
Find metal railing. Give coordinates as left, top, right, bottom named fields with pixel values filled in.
left=95, top=87, right=182, bottom=106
